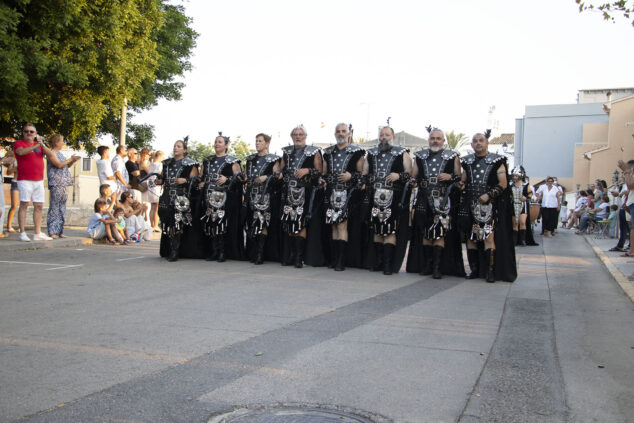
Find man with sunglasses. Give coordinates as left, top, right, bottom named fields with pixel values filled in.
left=14, top=124, right=53, bottom=241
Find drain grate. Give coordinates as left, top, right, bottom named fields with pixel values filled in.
left=210, top=407, right=376, bottom=423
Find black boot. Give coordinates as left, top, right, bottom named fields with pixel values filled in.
left=484, top=248, right=495, bottom=283
left=294, top=236, right=305, bottom=268
left=168, top=235, right=180, bottom=262
left=254, top=235, right=266, bottom=265
left=518, top=229, right=526, bottom=246
left=421, top=245, right=433, bottom=275
left=216, top=236, right=226, bottom=262
left=432, top=246, right=443, bottom=279
left=328, top=238, right=337, bottom=268
left=513, top=230, right=519, bottom=245
left=206, top=237, right=216, bottom=261
left=466, top=249, right=479, bottom=279
left=373, top=242, right=383, bottom=271
left=383, top=243, right=395, bottom=275
left=335, top=240, right=346, bottom=271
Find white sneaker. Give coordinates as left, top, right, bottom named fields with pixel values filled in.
left=18, top=232, right=31, bottom=242
left=33, top=233, right=53, bottom=241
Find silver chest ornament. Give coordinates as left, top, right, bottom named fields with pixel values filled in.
left=372, top=188, right=394, bottom=223
left=205, top=189, right=227, bottom=223
left=471, top=202, right=494, bottom=241
left=326, top=189, right=348, bottom=223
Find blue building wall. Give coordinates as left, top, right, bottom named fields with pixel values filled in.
left=514, top=103, right=608, bottom=178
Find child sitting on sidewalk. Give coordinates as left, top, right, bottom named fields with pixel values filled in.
left=87, top=199, right=121, bottom=245
left=113, top=207, right=131, bottom=244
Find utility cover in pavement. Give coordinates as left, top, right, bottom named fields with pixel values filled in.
left=209, top=407, right=376, bottom=423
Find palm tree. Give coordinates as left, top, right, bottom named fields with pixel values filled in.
left=445, top=130, right=468, bottom=149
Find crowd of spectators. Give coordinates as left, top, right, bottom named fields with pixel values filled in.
left=0, top=123, right=162, bottom=245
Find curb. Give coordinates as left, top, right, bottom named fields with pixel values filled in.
left=589, top=243, right=634, bottom=304
left=0, top=237, right=94, bottom=254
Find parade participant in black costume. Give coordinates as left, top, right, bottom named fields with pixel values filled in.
left=244, top=133, right=282, bottom=264
left=156, top=139, right=199, bottom=262
left=459, top=131, right=517, bottom=282
left=280, top=125, right=324, bottom=268
left=408, top=127, right=463, bottom=279
left=364, top=122, right=413, bottom=275
left=510, top=165, right=535, bottom=246
left=199, top=132, right=243, bottom=262
left=323, top=123, right=365, bottom=271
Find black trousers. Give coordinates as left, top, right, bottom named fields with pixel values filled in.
left=541, top=207, right=558, bottom=233
left=616, top=208, right=630, bottom=248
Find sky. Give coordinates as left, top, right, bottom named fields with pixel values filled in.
left=135, top=0, right=634, bottom=156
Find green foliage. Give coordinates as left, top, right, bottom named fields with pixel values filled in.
left=228, top=136, right=256, bottom=163
left=445, top=130, right=469, bottom=149
left=0, top=0, right=198, bottom=149
left=575, top=0, right=633, bottom=26
left=186, top=136, right=255, bottom=164
left=187, top=140, right=214, bottom=163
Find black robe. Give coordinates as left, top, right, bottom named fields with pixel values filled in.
left=362, top=146, right=412, bottom=273
left=459, top=153, right=517, bottom=282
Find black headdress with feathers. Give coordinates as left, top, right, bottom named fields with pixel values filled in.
left=217, top=131, right=230, bottom=144
left=483, top=129, right=492, bottom=139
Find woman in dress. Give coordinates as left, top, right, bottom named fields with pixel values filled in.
left=46, top=134, right=80, bottom=238
left=147, top=150, right=164, bottom=232
left=138, top=147, right=151, bottom=221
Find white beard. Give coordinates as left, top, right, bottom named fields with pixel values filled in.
left=430, top=146, right=442, bottom=153
left=336, top=137, right=347, bottom=145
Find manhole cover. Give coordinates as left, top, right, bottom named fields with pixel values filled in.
left=210, top=407, right=376, bottom=423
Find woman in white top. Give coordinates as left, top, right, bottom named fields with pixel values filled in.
left=536, top=176, right=561, bottom=238
left=147, top=151, right=164, bottom=232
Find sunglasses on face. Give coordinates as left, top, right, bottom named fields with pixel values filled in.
left=23, top=130, right=35, bottom=134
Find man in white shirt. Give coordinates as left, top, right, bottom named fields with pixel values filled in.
left=96, top=146, right=118, bottom=206
left=609, top=183, right=630, bottom=252
left=536, top=176, right=561, bottom=237
left=111, top=145, right=130, bottom=198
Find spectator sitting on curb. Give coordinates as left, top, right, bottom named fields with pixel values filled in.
left=119, top=191, right=151, bottom=241
left=576, top=196, right=610, bottom=234
left=113, top=206, right=131, bottom=244
left=87, top=199, right=121, bottom=245
left=96, top=146, right=118, bottom=207
left=98, top=184, right=115, bottom=213
left=566, top=190, right=588, bottom=229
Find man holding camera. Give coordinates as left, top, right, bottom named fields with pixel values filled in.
left=14, top=123, right=53, bottom=241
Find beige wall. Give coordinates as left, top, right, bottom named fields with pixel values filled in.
left=586, top=97, right=634, bottom=188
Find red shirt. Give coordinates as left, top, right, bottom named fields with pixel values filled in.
left=14, top=139, right=44, bottom=181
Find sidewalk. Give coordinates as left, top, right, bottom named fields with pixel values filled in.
left=0, top=226, right=160, bottom=254
left=582, top=231, right=634, bottom=303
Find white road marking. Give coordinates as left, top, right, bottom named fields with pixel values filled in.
left=0, top=260, right=83, bottom=271
left=115, top=256, right=148, bottom=262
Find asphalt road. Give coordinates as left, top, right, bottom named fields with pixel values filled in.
left=0, top=232, right=632, bottom=423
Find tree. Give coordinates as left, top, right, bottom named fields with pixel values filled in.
left=97, top=3, right=198, bottom=148
left=575, top=0, right=634, bottom=26
left=445, top=130, right=469, bottom=149
left=0, top=0, right=197, bottom=150
left=187, top=140, right=214, bottom=163
left=228, top=136, right=255, bottom=163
